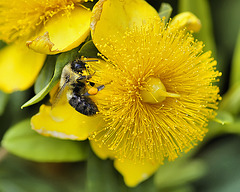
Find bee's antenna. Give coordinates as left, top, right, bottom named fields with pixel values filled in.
left=84, top=59, right=99, bottom=62
left=81, top=56, right=99, bottom=63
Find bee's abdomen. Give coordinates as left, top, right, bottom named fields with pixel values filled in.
left=69, top=93, right=98, bottom=116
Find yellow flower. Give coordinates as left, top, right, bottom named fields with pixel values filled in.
left=31, top=0, right=221, bottom=187
left=89, top=24, right=220, bottom=188
left=0, top=0, right=92, bottom=93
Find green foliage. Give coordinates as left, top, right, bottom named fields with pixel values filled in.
left=193, top=136, right=240, bottom=192
left=209, top=0, right=240, bottom=92
left=2, top=119, right=88, bottom=162
left=34, top=55, right=57, bottom=94
left=79, top=40, right=99, bottom=58
left=0, top=90, right=34, bottom=138
left=86, top=150, right=121, bottom=192
left=211, top=0, right=240, bottom=54
left=178, top=0, right=216, bottom=56
left=219, top=83, right=240, bottom=116
left=0, top=91, right=8, bottom=115
left=213, top=110, right=234, bottom=125
left=230, top=30, right=240, bottom=87
left=0, top=154, right=87, bottom=192
left=154, top=158, right=206, bottom=192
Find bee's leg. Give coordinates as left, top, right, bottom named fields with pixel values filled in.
left=89, top=82, right=95, bottom=87
left=97, top=85, right=105, bottom=91
left=83, top=92, right=90, bottom=96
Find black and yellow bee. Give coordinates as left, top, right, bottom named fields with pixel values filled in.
left=56, top=58, right=104, bottom=116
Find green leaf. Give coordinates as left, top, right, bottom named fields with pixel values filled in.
left=0, top=90, right=9, bottom=115
left=206, top=110, right=236, bottom=139
left=216, top=116, right=240, bottom=135
left=223, top=121, right=240, bottom=135
left=154, top=158, right=206, bottom=190
left=0, top=154, right=87, bottom=192
left=213, top=110, right=234, bottom=125
left=178, top=0, right=217, bottom=56
left=158, top=3, right=173, bottom=21
left=78, top=40, right=99, bottom=58
left=230, top=29, right=240, bottom=87
left=34, top=55, right=57, bottom=94
left=21, top=47, right=80, bottom=108
left=211, top=0, right=240, bottom=55
left=194, top=136, right=240, bottom=192
left=86, top=150, right=121, bottom=192
left=2, top=119, right=88, bottom=162
left=208, top=118, right=240, bottom=143
left=218, top=83, right=240, bottom=116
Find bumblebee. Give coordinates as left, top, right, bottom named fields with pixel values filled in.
left=57, top=58, right=104, bottom=116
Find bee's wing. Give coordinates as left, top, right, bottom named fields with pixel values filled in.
left=51, top=77, right=70, bottom=109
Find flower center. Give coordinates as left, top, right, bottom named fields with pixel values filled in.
left=140, top=76, right=180, bottom=104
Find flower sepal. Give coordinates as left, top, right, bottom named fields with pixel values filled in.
left=158, top=3, right=173, bottom=21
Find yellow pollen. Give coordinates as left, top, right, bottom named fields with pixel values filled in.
left=88, top=87, right=98, bottom=95
left=140, top=76, right=180, bottom=104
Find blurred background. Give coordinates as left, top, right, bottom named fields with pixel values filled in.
left=0, top=0, right=240, bottom=191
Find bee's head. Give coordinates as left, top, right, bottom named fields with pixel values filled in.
left=71, top=60, right=86, bottom=73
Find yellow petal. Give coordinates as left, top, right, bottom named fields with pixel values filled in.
left=0, top=43, right=46, bottom=93
left=27, top=7, right=91, bottom=55
left=26, top=32, right=56, bottom=54
left=31, top=89, right=104, bottom=140
left=90, top=138, right=160, bottom=187
left=114, top=159, right=160, bottom=187
left=90, top=140, right=115, bottom=160
left=170, top=12, right=201, bottom=33
left=91, top=0, right=160, bottom=54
